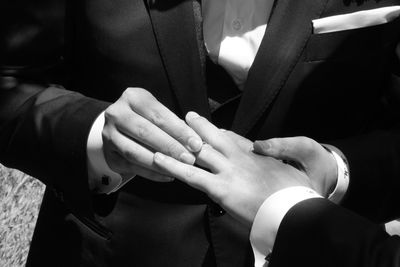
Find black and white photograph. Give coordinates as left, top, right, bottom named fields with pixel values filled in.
left=1, top=0, right=400, bottom=266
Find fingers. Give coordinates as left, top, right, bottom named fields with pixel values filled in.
left=253, top=136, right=319, bottom=164
left=153, top=152, right=214, bottom=193
left=124, top=166, right=174, bottom=183
left=195, top=144, right=231, bottom=173
left=109, top=104, right=195, bottom=165
left=185, top=112, right=233, bottom=156
left=107, top=151, right=174, bottom=183
left=103, top=126, right=175, bottom=181
left=123, top=88, right=203, bottom=153
left=103, top=126, right=155, bottom=167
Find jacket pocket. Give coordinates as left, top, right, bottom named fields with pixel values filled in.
left=66, top=213, right=113, bottom=241
left=304, top=16, right=400, bottom=62
left=312, top=6, right=400, bottom=34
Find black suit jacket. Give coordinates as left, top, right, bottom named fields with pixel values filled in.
left=1, top=0, right=400, bottom=266
left=271, top=198, right=400, bottom=267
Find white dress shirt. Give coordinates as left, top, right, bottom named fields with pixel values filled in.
left=203, top=0, right=274, bottom=89
left=86, top=1, right=350, bottom=266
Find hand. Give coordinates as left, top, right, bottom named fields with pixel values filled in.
left=253, top=137, right=338, bottom=197
left=101, top=88, right=203, bottom=184
left=153, top=112, right=312, bottom=227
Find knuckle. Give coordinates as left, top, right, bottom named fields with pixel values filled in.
left=298, top=136, right=311, bottom=145
left=274, top=138, right=284, bottom=145
left=124, top=87, right=144, bottom=97
left=265, top=138, right=278, bottom=149
left=277, top=141, right=288, bottom=154
left=117, top=112, right=131, bottom=126
left=165, top=141, right=183, bottom=156
left=226, top=130, right=237, bottom=139
left=104, top=105, right=119, bottom=122
left=223, top=130, right=235, bottom=139
left=136, top=87, right=154, bottom=100
left=179, top=127, right=193, bottom=139
left=201, top=144, right=213, bottom=154
left=185, top=166, right=197, bottom=178
left=298, top=136, right=317, bottom=153
left=148, top=109, right=165, bottom=126
left=123, top=87, right=138, bottom=99
left=259, top=139, right=271, bottom=148
left=136, top=124, right=149, bottom=140
left=124, top=88, right=154, bottom=108
left=105, top=106, right=131, bottom=129
left=202, top=143, right=212, bottom=150
left=180, top=128, right=200, bottom=146
left=212, top=182, right=228, bottom=203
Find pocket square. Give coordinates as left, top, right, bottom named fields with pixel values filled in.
left=312, top=6, right=400, bottom=34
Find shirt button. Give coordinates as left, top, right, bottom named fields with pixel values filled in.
left=232, top=19, right=242, bottom=31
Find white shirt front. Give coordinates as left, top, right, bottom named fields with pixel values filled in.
left=202, top=0, right=274, bottom=89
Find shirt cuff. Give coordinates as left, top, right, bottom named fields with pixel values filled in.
left=327, top=150, right=350, bottom=204
left=87, top=111, right=127, bottom=194
left=250, top=186, right=322, bottom=267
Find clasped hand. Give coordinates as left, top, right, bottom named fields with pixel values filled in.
left=102, top=87, right=203, bottom=183
left=154, top=112, right=337, bottom=227
left=101, top=88, right=337, bottom=227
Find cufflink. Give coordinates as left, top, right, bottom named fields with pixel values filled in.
left=52, top=188, right=64, bottom=202
left=265, top=251, right=272, bottom=262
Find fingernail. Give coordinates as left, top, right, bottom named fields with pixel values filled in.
left=179, top=152, right=196, bottom=165
left=262, top=141, right=271, bottom=151
left=188, top=137, right=202, bottom=152
left=154, top=152, right=166, bottom=162
left=186, top=111, right=200, bottom=121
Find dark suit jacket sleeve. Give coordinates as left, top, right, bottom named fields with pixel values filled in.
left=0, top=3, right=110, bottom=215
left=325, top=41, right=400, bottom=224
left=270, top=198, right=400, bottom=267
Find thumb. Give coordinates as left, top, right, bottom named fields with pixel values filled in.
left=253, top=137, right=314, bottom=164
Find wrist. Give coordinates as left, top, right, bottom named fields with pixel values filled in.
left=327, top=149, right=349, bottom=204
left=87, top=111, right=123, bottom=194
left=326, top=149, right=338, bottom=196
left=250, top=187, right=322, bottom=267
left=322, top=144, right=350, bottom=204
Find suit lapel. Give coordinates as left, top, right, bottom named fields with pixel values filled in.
left=146, top=0, right=210, bottom=119
left=231, top=0, right=329, bottom=135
